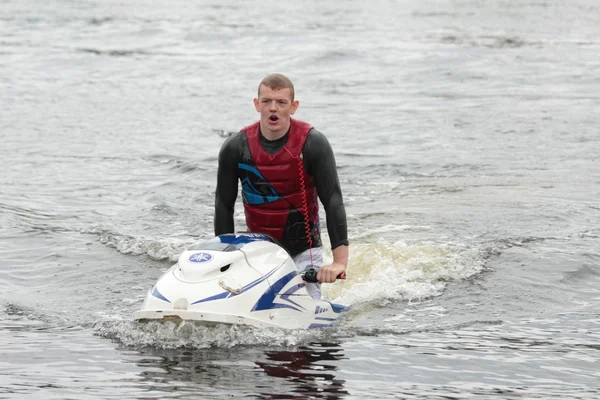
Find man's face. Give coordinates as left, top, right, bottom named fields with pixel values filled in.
left=254, top=85, right=299, bottom=137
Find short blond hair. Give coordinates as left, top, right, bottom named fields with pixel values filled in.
left=258, top=73, right=295, bottom=101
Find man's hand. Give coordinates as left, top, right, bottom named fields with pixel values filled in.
left=316, top=261, right=346, bottom=283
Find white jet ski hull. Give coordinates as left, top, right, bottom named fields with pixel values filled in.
left=134, top=233, right=346, bottom=330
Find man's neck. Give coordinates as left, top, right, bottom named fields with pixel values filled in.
left=259, top=122, right=290, bottom=141
left=259, top=129, right=289, bottom=155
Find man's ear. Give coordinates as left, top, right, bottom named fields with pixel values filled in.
left=253, top=98, right=260, bottom=112
left=290, top=99, right=299, bottom=115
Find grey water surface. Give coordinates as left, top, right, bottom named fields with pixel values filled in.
left=1, top=0, right=599, bottom=398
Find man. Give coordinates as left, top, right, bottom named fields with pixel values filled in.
left=214, top=73, right=348, bottom=299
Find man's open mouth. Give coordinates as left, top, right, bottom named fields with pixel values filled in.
left=269, top=115, right=279, bottom=122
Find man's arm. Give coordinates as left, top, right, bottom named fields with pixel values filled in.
left=214, top=134, right=240, bottom=235
left=319, top=244, right=348, bottom=283
left=303, top=129, right=349, bottom=282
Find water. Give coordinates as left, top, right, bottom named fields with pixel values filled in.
left=1, top=0, right=599, bottom=398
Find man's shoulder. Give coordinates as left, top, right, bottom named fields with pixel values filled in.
left=218, top=131, right=246, bottom=159
left=306, top=128, right=331, bottom=147
left=291, top=118, right=312, bottom=131
left=303, top=128, right=335, bottom=167
left=241, top=121, right=260, bottom=134
left=222, top=130, right=245, bottom=145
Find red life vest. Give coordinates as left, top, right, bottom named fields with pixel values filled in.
left=239, top=118, right=320, bottom=252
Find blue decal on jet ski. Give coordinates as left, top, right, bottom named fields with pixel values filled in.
left=251, top=272, right=303, bottom=312
left=191, top=291, right=230, bottom=304
left=239, top=163, right=281, bottom=204
left=151, top=286, right=170, bottom=303
left=279, top=283, right=307, bottom=311
left=191, top=262, right=286, bottom=305
left=314, top=305, right=329, bottom=314
left=237, top=261, right=284, bottom=295
left=188, top=252, right=213, bottom=263
left=218, top=233, right=275, bottom=248
left=309, top=317, right=337, bottom=329
left=191, top=280, right=256, bottom=304
left=328, top=302, right=347, bottom=313
left=308, top=322, right=335, bottom=329
left=315, top=317, right=337, bottom=321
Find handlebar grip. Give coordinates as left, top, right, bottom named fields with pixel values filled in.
left=301, top=268, right=346, bottom=283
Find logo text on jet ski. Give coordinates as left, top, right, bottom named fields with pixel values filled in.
left=188, top=252, right=213, bottom=263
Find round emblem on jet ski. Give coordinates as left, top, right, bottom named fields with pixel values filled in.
left=188, top=252, right=213, bottom=263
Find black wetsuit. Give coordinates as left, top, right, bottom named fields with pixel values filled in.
left=214, top=128, right=349, bottom=256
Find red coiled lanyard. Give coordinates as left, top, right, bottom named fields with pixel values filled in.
left=284, top=146, right=314, bottom=267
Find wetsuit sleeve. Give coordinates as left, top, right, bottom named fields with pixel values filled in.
left=303, top=129, right=349, bottom=250
left=214, top=133, right=240, bottom=236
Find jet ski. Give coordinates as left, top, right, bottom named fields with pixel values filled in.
left=133, top=233, right=347, bottom=329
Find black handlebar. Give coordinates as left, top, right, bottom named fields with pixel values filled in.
left=301, top=267, right=346, bottom=283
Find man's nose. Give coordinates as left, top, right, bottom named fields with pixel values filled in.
left=269, top=100, right=277, bottom=110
